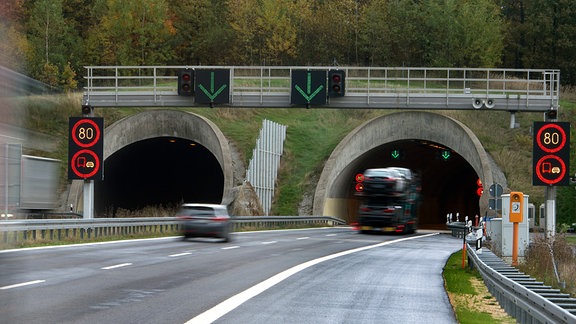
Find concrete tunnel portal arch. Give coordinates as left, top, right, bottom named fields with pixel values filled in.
left=314, top=111, right=503, bottom=228
left=91, top=110, right=233, bottom=216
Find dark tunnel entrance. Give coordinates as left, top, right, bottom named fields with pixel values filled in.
left=95, top=137, right=223, bottom=216
left=347, top=140, right=480, bottom=228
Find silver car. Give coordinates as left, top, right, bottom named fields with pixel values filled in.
left=177, top=204, right=232, bottom=242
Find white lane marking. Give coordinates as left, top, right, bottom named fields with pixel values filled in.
left=101, top=263, right=132, bottom=270
left=325, top=234, right=337, bottom=237
left=0, top=280, right=46, bottom=290
left=221, top=246, right=240, bottom=250
left=186, top=233, right=439, bottom=324
left=297, top=237, right=309, bottom=240
left=169, top=252, right=193, bottom=257
left=261, top=241, right=277, bottom=245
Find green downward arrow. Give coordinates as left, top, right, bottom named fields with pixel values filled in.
left=441, top=150, right=451, bottom=160
left=295, top=72, right=324, bottom=102
left=198, top=72, right=227, bottom=101
left=391, top=150, right=400, bottom=159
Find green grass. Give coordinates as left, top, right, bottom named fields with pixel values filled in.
left=443, top=250, right=515, bottom=323
left=443, top=250, right=479, bottom=295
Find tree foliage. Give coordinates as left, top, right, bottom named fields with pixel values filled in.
left=2, top=0, right=576, bottom=86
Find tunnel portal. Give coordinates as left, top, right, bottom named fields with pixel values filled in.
left=95, top=137, right=223, bottom=216
left=78, top=109, right=233, bottom=217
left=343, top=139, right=480, bottom=228
left=314, top=111, right=499, bottom=228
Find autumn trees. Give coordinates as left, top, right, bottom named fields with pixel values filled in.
left=2, top=0, right=576, bottom=90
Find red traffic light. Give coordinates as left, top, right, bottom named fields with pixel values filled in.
left=355, top=173, right=364, bottom=182
left=355, top=183, right=364, bottom=192
left=178, top=69, right=194, bottom=96
left=476, top=178, right=483, bottom=197
left=328, top=70, right=345, bottom=97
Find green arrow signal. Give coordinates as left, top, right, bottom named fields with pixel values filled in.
left=441, top=150, right=451, bottom=160
left=294, top=72, right=324, bottom=102
left=198, top=72, right=227, bottom=101
left=391, top=149, right=400, bottom=159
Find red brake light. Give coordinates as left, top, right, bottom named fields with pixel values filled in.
left=212, top=216, right=228, bottom=222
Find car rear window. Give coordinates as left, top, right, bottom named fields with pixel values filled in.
left=178, top=207, right=216, bottom=217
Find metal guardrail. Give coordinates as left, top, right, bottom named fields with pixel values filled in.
left=83, top=66, right=559, bottom=111
left=0, top=216, right=346, bottom=245
left=467, top=246, right=576, bottom=323
left=448, top=221, right=576, bottom=322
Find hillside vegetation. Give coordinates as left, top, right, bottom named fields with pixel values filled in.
left=20, top=92, right=576, bottom=226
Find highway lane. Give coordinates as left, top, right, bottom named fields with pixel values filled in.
left=0, top=228, right=461, bottom=323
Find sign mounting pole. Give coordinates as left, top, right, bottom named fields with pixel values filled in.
left=84, top=105, right=95, bottom=219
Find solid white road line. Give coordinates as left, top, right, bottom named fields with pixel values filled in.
left=0, top=280, right=46, bottom=290
left=186, top=233, right=439, bottom=324
left=101, top=263, right=132, bottom=270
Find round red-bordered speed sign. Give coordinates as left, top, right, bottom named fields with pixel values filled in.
left=536, top=123, right=567, bottom=154
left=71, top=118, right=101, bottom=148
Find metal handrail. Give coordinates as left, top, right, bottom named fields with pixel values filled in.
left=82, top=66, right=559, bottom=111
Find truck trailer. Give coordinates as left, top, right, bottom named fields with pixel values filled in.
left=355, top=167, right=420, bottom=234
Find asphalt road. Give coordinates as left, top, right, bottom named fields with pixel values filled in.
left=0, top=228, right=461, bottom=323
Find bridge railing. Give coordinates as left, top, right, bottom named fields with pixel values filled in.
left=83, top=66, right=559, bottom=111
left=0, top=216, right=346, bottom=246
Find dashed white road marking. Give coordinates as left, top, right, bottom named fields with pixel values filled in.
left=261, top=241, right=277, bottom=245
left=0, top=280, right=46, bottom=290
left=297, top=237, right=309, bottom=240
left=101, top=263, right=132, bottom=270
left=221, top=246, right=240, bottom=250
left=325, top=234, right=337, bottom=237
left=169, top=252, right=193, bottom=257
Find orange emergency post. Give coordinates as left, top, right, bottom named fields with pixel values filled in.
left=509, top=192, right=524, bottom=266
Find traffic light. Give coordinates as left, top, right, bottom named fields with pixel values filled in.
left=546, top=109, right=558, bottom=120
left=178, top=69, right=194, bottom=96
left=476, top=178, right=483, bottom=197
left=328, top=70, right=345, bottom=97
left=354, top=173, right=364, bottom=192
